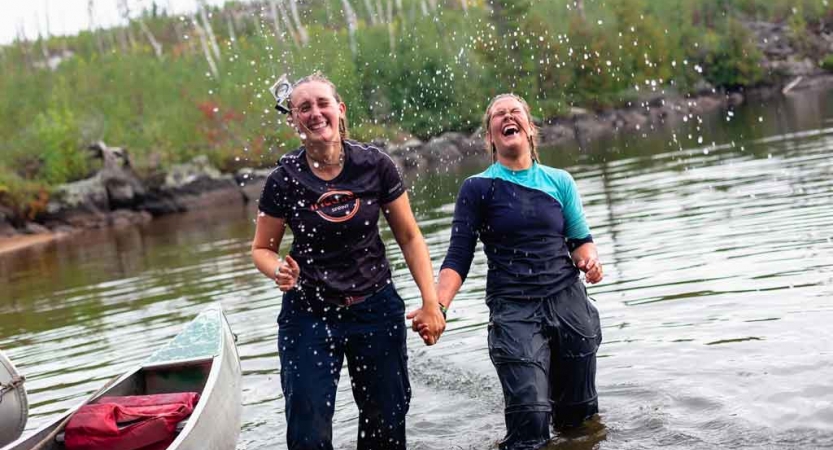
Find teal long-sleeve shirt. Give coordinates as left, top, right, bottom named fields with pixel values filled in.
left=440, top=161, right=593, bottom=300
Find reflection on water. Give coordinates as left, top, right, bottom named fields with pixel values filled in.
left=2, top=89, right=833, bottom=449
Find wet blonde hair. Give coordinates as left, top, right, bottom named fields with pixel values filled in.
left=287, top=72, right=349, bottom=139
left=482, top=93, right=539, bottom=163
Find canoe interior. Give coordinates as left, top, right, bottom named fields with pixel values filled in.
left=110, top=359, right=212, bottom=398
left=13, top=358, right=212, bottom=450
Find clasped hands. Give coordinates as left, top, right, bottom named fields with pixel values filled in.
left=406, top=300, right=446, bottom=346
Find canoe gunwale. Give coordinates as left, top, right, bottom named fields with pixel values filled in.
left=165, top=307, right=241, bottom=450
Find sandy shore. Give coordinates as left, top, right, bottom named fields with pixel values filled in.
left=0, top=234, right=61, bottom=256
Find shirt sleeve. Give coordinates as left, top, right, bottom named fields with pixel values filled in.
left=560, top=171, right=591, bottom=240
left=378, top=153, right=407, bottom=204
left=440, top=178, right=482, bottom=282
left=258, top=172, right=288, bottom=218
left=560, top=171, right=593, bottom=251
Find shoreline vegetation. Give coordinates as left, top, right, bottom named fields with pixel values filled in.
left=3, top=0, right=833, bottom=250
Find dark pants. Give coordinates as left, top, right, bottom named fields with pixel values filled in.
left=487, top=280, right=602, bottom=450
left=277, top=284, right=411, bottom=450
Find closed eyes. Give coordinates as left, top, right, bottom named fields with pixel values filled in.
left=493, top=107, right=523, bottom=118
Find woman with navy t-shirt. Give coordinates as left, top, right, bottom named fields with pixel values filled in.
left=426, top=94, right=604, bottom=450
left=251, top=73, right=445, bottom=450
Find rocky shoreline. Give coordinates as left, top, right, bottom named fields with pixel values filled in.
left=3, top=19, right=833, bottom=250
left=3, top=76, right=833, bottom=249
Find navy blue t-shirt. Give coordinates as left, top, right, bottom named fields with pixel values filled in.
left=258, top=140, right=406, bottom=300
left=441, top=162, right=593, bottom=300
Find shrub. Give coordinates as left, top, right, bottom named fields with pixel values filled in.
left=820, top=54, right=833, bottom=72
left=701, top=18, right=764, bottom=88
left=0, top=169, right=50, bottom=222
left=30, top=107, right=89, bottom=185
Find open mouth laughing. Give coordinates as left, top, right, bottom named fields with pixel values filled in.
left=307, top=121, right=328, bottom=131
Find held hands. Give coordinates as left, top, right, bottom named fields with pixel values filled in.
left=274, top=255, right=300, bottom=291
left=406, top=302, right=446, bottom=346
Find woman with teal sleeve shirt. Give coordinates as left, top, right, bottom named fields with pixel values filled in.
left=418, top=93, right=604, bottom=450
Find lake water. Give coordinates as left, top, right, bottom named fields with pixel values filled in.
left=2, top=89, right=833, bottom=450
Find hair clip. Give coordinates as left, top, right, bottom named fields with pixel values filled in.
left=270, top=74, right=292, bottom=114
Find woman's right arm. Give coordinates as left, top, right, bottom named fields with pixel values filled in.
left=437, top=268, right=463, bottom=309
left=251, top=214, right=298, bottom=290
left=435, top=179, right=483, bottom=312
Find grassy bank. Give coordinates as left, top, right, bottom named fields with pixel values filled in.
left=1, top=0, right=832, bottom=222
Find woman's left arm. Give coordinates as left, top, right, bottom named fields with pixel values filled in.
left=561, top=170, right=603, bottom=284
left=384, top=192, right=445, bottom=345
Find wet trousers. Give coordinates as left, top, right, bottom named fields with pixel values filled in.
left=277, top=284, right=411, bottom=450
left=487, top=280, right=602, bottom=450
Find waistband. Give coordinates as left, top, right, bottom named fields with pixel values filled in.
left=486, top=277, right=585, bottom=304
left=302, top=283, right=393, bottom=307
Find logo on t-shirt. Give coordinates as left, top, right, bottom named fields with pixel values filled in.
left=311, top=190, right=361, bottom=222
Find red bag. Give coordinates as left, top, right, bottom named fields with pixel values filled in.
left=64, top=393, right=200, bottom=450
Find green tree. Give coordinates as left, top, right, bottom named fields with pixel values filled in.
left=702, top=17, right=763, bottom=88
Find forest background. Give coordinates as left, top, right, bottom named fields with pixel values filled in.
left=2, top=0, right=832, bottom=221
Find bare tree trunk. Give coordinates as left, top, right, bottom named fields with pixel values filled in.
left=44, top=5, right=52, bottom=39
left=117, top=0, right=137, bottom=50
left=420, top=0, right=429, bottom=17
left=39, top=37, right=51, bottom=68
left=197, top=1, right=221, bottom=62
left=107, top=28, right=120, bottom=53
left=138, top=20, right=163, bottom=59
left=376, top=0, right=385, bottom=22
left=288, top=0, right=309, bottom=46
left=36, top=27, right=50, bottom=67
left=127, top=24, right=138, bottom=50
left=386, top=0, right=395, bottom=52
left=171, top=20, right=188, bottom=51
left=268, top=0, right=286, bottom=43
left=226, top=13, right=239, bottom=51
left=363, top=0, right=379, bottom=25
left=460, top=0, right=468, bottom=12
left=276, top=0, right=301, bottom=48
left=427, top=0, right=437, bottom=11
left=17, top=29, right=35, bottom=72
left=116, top=28, right=129, bottom=53
left=394, top=0, right=406, bottom=24
left=341, top=0, right=359, bottom=57
left=31, top=10, right=51, bottom=69
left=87, top=0, right=105, bottom=54
left=192, top=16, right=219, bottom=78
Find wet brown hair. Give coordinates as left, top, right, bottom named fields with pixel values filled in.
left=482, top=93, right=539, bottom=163
left=287, top=72, right=349, bottom=139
